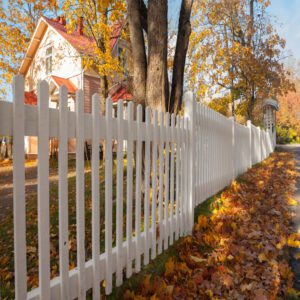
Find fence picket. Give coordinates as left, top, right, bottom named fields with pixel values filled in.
left=105, top=98, right=113, bottom=294
left=144, top=107, right=151, bottom=265
left=164, top=113, right=170, bottom=249
left=37, top=80, right=51, bottom=300
left=13, top=75, right=27, bottom=300
left=175, top=115, right=180, bottom=240
left=179, top=117, right=185, bottom=237
left=126, top=102, right=134, bottom=278
left=75, top=90, right=86, bottom=300
left=151, top=111, right=158, bottom=259
left=183, top=117, right=189, bottom=234
left=169, top=114, right=175, bottom=245
left=58, top=86, right=70, bottom=300
left=92, top=94, right=101, bottom=299
left=158, top=112, right=164, bottom=254
left=135, top=105, right=142, bottom=272
left=116, top=101, right=124, bottom=286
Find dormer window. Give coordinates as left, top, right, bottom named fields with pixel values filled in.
left=46, top=47, right=52, bottom=75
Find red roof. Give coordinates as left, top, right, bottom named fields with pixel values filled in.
left=110, top=85, right=132, bottom=103
left=24, top=91, right=37, bottom=105
left=51, top=75, right=77, bottom=94
left=109, top=21, right=124, bottom=50
left=43, top=17, right=96, bottom=56
left=43, top=17, right=124, bottom=56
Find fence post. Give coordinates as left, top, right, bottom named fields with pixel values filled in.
left=184, top=91, right=196, bottom=234
left=247, top=120, right=252, bottom=168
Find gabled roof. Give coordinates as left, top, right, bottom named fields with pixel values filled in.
left=42, top=17, right=96, bottom=56
left=110, top=85, right=132, bottom=103
left=19, top=16, right=125, bottom=76
left=51, top=75, right=77, bottom=94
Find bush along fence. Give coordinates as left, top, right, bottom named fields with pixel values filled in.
left=0, top=76, right=275, bottom=299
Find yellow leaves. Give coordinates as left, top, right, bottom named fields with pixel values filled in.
left=231, top=222, right=237, bottom=231
left=231, top=181, right=239, bottom=193
left=287, top=233, right=300, bottom=248
left=97, top=0, right=110, bottom=12
left=258, top=252, right=268, bottom=263
left=164, top=258, right=175, bottom=277
left=287, top=197, right=297, bottom=206
left=276, top=236, right=286, bottom=250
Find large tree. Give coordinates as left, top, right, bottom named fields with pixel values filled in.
left=188, top=0, right=294, bottom=121
left=127, top=0, right=194, bottom=113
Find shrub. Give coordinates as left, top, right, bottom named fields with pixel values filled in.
left=276, top=125, right=300, bottom=144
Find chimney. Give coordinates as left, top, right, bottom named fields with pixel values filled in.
left=56, top=15, right=66, bottom=26
left=77, top=17, right=84, bottom=35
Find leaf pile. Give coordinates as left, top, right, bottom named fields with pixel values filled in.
left=124, top=152, right=299, bottom=299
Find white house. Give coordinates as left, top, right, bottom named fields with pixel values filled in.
left=20, top=16, right=132, bottom=155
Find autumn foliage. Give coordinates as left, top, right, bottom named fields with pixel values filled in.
left=276, top=91, right=300, bottom=144
left=124, top=152, right=298, bottom=299
left=188, top=0, right=294, bottom=121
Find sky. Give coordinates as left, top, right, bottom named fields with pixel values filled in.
left=268, top=0, right=300, bottom=60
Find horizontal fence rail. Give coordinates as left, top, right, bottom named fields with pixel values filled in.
left=0, top=76, right=275, bottom=299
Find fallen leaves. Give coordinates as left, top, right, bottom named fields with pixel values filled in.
left=125, top=152, right=298, bottom=299
left=288, top=233, right=300, bottom=248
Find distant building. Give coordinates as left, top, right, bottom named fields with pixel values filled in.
left=19, top=16, right=132, bottom=155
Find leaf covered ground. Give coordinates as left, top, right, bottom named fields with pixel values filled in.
left=122, top=152, right=299, bottom=300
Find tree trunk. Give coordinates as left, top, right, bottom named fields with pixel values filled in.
left=247, top=85, right=256, bottom=121
left=146, top=0, right=169, bottom=112
left=169, top=0, right=193, bottom=113
left=99, top=75, right=108, bottom=114
left=248, top=0, right=254, bottom=47
left=127, top=0, right=147, bottom=106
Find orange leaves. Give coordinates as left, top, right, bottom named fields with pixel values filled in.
left=164, top=258, right=175, bottom=277
left=197, top=215, right=208, bottom=228
left=126, top=152, right=297, bottom=299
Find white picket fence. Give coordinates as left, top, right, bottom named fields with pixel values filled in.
left=0, top=76, right=275, bottom=299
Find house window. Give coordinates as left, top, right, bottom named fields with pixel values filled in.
left=46, top=47, right=52, bottom=75
left=118, top=47, right=127, bottom=76
left=118, top=47, right=125, bottom=67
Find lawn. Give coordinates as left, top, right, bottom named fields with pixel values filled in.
left=0, top=156, right=132, bottom=299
